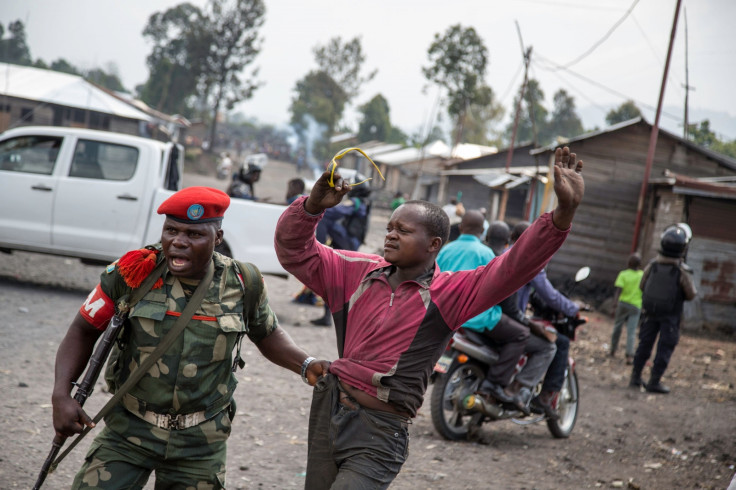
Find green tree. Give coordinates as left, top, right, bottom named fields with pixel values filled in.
left=422, top=24, right=490, bottom=145
left=457, top=85, right=504, bottom=146
left=605, top=100, right=642, bottom=126
left=50, top=58, right=81, bottom=76
left=139, top=3, right=207, bottom=116
left=548, top=89, right=583, bottom=139
left=86, top=65, right=126, bottom=93
left=0, top=20, right=32, bottom=65
left=200, top=0, right=265, bottom=149
left=139, top=0, right=264, bottom=147
left=290, top=70, right=347, bottom=162
left=688, top=120, right=718, bottom=148
left=313, top=36, right=376, bottom=103
left=357, top=94, right=391, bottom=142
left=387, top=126, right=408, bottom=145
left=687, top=119, right=736, bottom=159
left=506, top=78, right=549, bottom=145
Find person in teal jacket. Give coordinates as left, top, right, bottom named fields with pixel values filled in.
left=436, top=210, right=529, bottom=406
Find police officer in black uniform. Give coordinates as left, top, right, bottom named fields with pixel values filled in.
left=629, top=224, right=697, bottom=394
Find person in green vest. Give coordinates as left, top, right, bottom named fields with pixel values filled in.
left=610, top=253, right=644, bottom=364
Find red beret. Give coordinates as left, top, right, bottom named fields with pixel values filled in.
left=157, top=186, right=230, bottom=224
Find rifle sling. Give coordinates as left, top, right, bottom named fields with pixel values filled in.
left=52, top=260, right=215, bottom=468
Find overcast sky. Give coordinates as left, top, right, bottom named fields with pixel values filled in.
left=3, top=0, right=735, bottom=140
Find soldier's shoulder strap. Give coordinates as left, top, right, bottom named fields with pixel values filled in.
left=234, top=260, right=264, bottom=319
left=232, top=260, right=265, bottom=372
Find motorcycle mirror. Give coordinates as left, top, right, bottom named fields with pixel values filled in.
left=575, top=267, right=591, bottom=282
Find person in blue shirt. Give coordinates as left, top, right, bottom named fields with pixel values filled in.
left=511, top=221, right=585, bottom=418
left=436, top=210, right=529, bottom=411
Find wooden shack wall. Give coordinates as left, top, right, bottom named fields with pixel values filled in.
left=545, top=122, right=736, bottom=300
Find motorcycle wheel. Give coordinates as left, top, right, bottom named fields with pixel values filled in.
left=430, top=360, right=485, bottom=441
left=546, top=367, right=579, bottom=438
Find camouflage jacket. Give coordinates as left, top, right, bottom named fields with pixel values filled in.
left=102, top=245, right=277, bottom=419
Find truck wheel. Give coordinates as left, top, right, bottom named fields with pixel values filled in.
left=215, top=241, right=232, bottom=258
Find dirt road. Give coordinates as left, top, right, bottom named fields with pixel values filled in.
left=1, top=159, right=734, bottom=489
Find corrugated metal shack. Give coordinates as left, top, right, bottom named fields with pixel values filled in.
left=645, top=172, right=736, bottom=332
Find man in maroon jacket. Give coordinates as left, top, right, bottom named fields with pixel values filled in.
left=275, top=147, right=585, bottom=489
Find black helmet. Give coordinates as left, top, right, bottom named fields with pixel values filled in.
left=660, top=225, right=688, bottom=258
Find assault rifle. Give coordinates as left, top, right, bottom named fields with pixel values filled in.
left=32, top=313, right=126, bottom=490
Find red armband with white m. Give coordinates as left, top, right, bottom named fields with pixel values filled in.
left=80, top=284, right=115, bottom=330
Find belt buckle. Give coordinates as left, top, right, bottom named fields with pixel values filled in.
left=166, top=414, right=182, bottom=430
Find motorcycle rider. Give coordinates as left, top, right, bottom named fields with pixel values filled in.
left=228, top=162, right=262, bottom=200
left=486, top=221, right=558, bottom=417
left=511, top=221, right=586, bottom=419
left=629, top=224, right=697, bottom=393
left=436, top=211, right=530, bottom=413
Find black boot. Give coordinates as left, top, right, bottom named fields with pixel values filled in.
left=629, top=370, right=643, bottom=389
left=310, top=315, right=332, bottom=327
left=645, top=375, right=670, bottom=394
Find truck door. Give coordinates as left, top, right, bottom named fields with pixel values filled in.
left=52, top=138, right=151, bottom=259
left=0, top=134, right=63, bottom=248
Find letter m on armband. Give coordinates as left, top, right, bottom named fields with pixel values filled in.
left=80, top=285, right=115, bottom=330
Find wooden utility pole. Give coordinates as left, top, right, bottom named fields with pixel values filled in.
left=631, top=0, right=683, bottom=253
left=497, top=21, right=531, bottom=221
left=682, top=7, right=695, bottom=139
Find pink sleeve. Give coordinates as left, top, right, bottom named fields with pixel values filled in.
left=274, top=196, right=380, bottom=306
left=438, top=212, right=569, bottom=328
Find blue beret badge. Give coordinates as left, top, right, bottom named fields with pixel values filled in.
left=187, top=204, right=204, bottom=221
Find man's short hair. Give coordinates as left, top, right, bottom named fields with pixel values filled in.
left=404, top=200, right=450, bottom=244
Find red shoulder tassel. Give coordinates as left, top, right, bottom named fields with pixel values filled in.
left=117, top=248, right=159, bottom=289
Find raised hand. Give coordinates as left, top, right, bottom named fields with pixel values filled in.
left=304, top=169, right=352, bottom=215
left=552, top=146, right=585, bottom=230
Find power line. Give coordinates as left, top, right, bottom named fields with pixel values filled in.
left=561, top=0, right=640, bottom=69
left=533, top=53, right=681, bottom=122
left=497, top=59, right=524, bottom=107
left=514, top=0, right=624, bottom=11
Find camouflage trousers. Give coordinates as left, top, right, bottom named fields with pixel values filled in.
left=71, top=404, right=231, bottom=489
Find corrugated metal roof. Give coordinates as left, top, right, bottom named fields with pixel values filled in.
left=0, top=62, right=152, bottom=121
left=530, top=116, right=736, bottom=171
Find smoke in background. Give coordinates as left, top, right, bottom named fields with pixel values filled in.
left=286, top=114, right=328, bottom=179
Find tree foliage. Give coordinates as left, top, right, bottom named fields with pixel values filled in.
left=290, top=70, right=347, bottom=162
left=455, top=85, right=504, bottom=146
left=506, top=79, right=549, bottom=145
left=140, top=0, right=265, bottom=147
left=313, top=36, right=376, bottom=103
left=0, top=21, right=32, bottom=66
left=605, top=100, right=642, bottom=126
left=200, top=0, right=265, bottom=147
left=505, top=81, right=585, bottom=146
left=139, top=3, right=207, bottom=115
left=687, top=119, right=736, bottom=158
left=423, top=24, right=490, bottom=144
left=50, top=58, right=81, bottom=76
left=87, top=64, right=127, bottom=93
left=548, top=89, right=583, bottom=139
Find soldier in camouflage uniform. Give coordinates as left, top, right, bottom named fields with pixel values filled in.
left=52, top=187, right=330, bottom=489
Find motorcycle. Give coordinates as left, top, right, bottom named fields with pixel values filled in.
left=430, top=267, right=590, bottom=441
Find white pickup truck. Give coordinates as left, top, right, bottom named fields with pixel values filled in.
left=0, top=126, right=287, bottom=275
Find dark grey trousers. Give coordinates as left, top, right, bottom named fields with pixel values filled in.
left=305, top=374, right=410, bottom=490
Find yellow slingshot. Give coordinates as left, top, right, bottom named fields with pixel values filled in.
left=327, top=147, right=386, bottom=187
